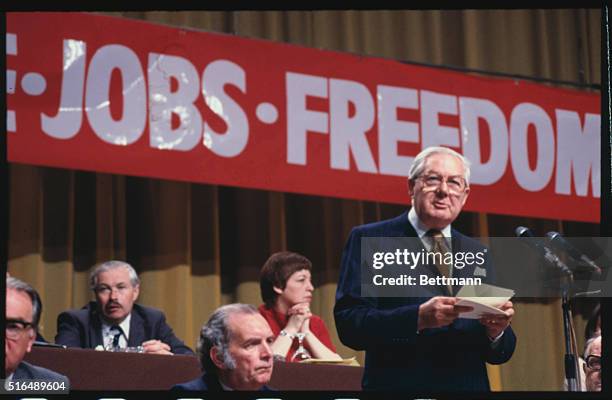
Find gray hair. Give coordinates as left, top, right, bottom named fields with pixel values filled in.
left=408, top=146, right=471, bottom=186
left=7, top=276, right=42, bottom=331
left=198, top=303, right=259, bottom=373
left=89, top=260, right=140, bottom=290
left=584, top=335, right=601, bottom=360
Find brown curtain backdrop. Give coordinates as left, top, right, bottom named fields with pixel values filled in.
left=7, top=9, right=601, bottom=391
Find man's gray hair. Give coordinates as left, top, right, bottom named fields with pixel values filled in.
left=408, top=146, right=471, bottom=186
left=584, top=335, right=601, bottom=360
left=197, top=303, right=259, bottom=373
left=89, top=260, right=140, bottom=290
left=7, top=276, right=42, bottom=331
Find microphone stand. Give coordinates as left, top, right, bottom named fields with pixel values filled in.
left=560, top=272, right=581, bottom=391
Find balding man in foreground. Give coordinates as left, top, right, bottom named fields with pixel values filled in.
left=173, top=304, right=274, bottom=391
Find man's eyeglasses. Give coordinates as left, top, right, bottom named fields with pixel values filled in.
left=6, top=318, right=33, bottom=340
left=417, top=174, right=467, bottom=195
left=585, top=355, right=601, bottom=371
left=94, top=284, right=131, bottom=295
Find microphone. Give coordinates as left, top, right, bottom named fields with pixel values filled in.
left=515, top=226, right=572, bottom=276
left=546, top=232, right=602, bottom=275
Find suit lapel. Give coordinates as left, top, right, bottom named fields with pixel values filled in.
left=13, top=362, right=30, bottom=379
left=450, top=230, right=480, bottom=295
left=204, top=373, right=224, bottom=391
left=128, top=307, right=145, bottom=347
left=88, top=304, right=104, bottom=348
left=451, top=230, right=478, bottom=280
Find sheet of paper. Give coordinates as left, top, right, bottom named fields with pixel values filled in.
left=299, top=356, right=360, bottom=366
left=455, top=298, right=508, bottom=319
left=455, top=283, right=515, bottom=319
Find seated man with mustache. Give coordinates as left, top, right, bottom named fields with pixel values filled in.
left=172, top=303, right=275, bottom=391
left=55, top=260, right=193, bottom=355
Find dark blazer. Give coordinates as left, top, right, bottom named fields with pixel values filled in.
left=55, top=302, right=194, bottom=355
left=334, top=211, right=516, bottom=391
left=13, top=361, right=70, bottom=385
left=171, top=372, right=273, bottom=391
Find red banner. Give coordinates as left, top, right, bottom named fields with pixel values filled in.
left=7, top=12, right=601, bottom=222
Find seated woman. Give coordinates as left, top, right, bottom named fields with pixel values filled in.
left=258, top=251, right=341, bottom=362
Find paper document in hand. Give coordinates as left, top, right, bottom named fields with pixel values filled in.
left=455, top=283, right=515, bottom=319
left=300, top=356, right=360, bottom=366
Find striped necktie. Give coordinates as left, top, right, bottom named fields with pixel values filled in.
left=427, top=229, right=453, bottom=294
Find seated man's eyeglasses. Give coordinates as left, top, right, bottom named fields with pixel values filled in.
left=6, top=318, right=33, bottom=339
left=95, top=283, right=131, bottom=294
left=585, top=355, right=601, bottom=371
left=418, top=174, right=467, bottom=195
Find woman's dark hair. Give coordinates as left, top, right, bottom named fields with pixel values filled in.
left=259, top=251, right=312, bottom=308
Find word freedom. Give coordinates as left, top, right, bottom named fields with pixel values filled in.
left=372, top=249, right=486, bottom=270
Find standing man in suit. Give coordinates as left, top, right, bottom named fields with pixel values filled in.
left=55, top=260, right=193, bottom=355
left=334, top=146, right=516, bottom=391
left=172, top=303, right=275, bottom=391
left=5, top=277, right=69, bottom=385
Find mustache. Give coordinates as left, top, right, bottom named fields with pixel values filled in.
left=105, top=301, right=122, bottom=309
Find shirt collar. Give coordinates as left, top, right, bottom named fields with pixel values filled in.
left=101, top=313, right=131, bottom=339
left=408, top=207, right=452, bottom=239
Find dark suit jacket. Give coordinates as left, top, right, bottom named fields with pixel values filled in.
left=171, top=372, right=273, bottom=391
left=13, top=360, right=70, bottom=386
left=334, top=211, right=516, bottom=391
left=55, top=302, right=194, bottom=355
left=35, top=332, right=46, bottom=342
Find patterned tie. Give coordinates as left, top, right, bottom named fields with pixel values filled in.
left=427, top=229, right=453, bottom=295
left=110, top=325, right=123, bottom=349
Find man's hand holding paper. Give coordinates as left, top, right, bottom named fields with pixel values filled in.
left=453, top=284, right=515, bottom=339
